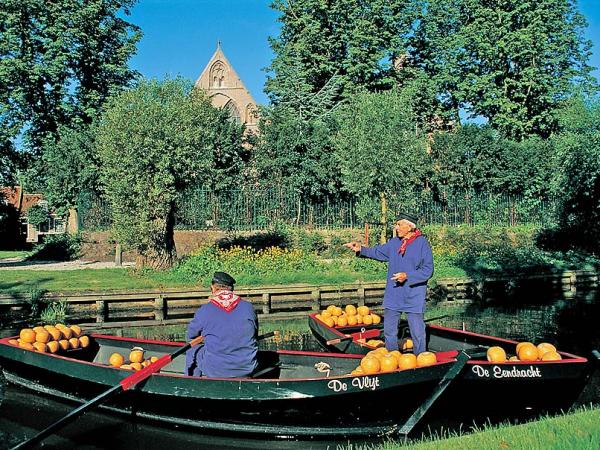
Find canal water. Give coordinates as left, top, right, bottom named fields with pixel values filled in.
left=0, top=288, right=599, bottom=450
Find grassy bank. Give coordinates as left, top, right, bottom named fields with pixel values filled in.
left=0, top=250, right=29, bottom=260
left=1, top=225, right=598, bottom=294
left=364, top=406, right=600, bottom=450
left=0, top=257, right=467, bottom=294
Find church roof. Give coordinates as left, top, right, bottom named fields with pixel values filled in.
left=194, top=42, right=259, bottom=130
left=194, top=42, right=257, bottom=104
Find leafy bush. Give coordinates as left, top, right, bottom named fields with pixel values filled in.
left=27, top=234, right=81, bottom=261
left=324, top=234, right=349, bottom=258
left=295, top=230, right=327, bottom=254
left=27, top=204, right=50, bottom=228
left=26, top=286, right=46, bottom=316
left=40, top=300, right=68, bottom=322
left=167, top=245, right=322, bottom=284
left=217, top=230, right=292, bottom=252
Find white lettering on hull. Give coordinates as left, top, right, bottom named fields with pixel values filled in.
left=472, top=364, right=543, bottom=379
left=327, top=376, right=381, bottom=392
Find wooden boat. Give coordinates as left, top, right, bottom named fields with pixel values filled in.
left=308, top=313, right=597, bottom=417
left=0, top=333, right=469, bottom=438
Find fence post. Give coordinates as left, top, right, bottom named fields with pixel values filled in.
left=154, top=295, right=166, bottom=321
left=262, top=293, right=271, bottom=314
left=357, top=286, right=365, bottom=306
left=115, top=243, right=122, bottom=266
left=96, top=300, right=106, bottom=323
left=311, top=289, right=321, bottom=311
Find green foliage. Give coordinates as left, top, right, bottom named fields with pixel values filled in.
left=429, top=125, right=554, bottom=198
left=167, top=246, right=322, bottom=285
left=95, top=78, right=245, bottom=269
left=407, top=0, right=596, bottom=139
left=40, top=300, right=68, bottom=322
left=217, top=231, right=292, bottom=252
left=26, top=285, right=46, bottom=316
left=334, top=87, right=428, bottom=220
left=4, top=225, right=598, bottom=293
left=0, top=0, right=141, bottom=164
left=0, top=139, right=21, bottom=185
left=295, top=230, right=327, bottom=254
left=550, top=97, right=600, bottom=253
left=423, top=224, right=600, bottom=277
left=26, top=204, right=50, bottom=228
left=27, top=233, right=81, bottom=261
left=43, top=125, right=99, bottom=216
left=369, top=406, right=600, bottom=450
left=266, top=0, right=412, bottom=102
left=323, top=234, right=349, bottom=258
left=254, top=101, right=341, bottom=200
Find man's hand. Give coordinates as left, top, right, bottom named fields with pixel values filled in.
left=344, top=241, right=362, bottom=252
left=391, top=272, right=407, bottom=283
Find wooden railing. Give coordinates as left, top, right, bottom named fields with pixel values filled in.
left=0, top=282, right=387, bottom=329
left=0, top=270, right=597, bottom=330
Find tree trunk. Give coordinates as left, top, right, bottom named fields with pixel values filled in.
left=136, top=206, right=177, bottom=270
left=380, top=192, right=388, bottom=244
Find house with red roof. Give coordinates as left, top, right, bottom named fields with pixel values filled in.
left=0, top=186, right=66, bottom=244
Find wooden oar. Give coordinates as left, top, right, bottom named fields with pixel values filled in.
left=12, top=330, right=278, bottom=450
left=397, top=346, right=487, bottom=437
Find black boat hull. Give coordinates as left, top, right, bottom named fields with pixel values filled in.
left=0, top=335, right=456, bottom=437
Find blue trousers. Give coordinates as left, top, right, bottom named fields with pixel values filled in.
left=383, top=309, right=426, bottom=354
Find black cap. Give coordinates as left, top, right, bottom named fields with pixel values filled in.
left=396, top=212, right=418, bottom=225
left=212, top=271, right=236, bottom=287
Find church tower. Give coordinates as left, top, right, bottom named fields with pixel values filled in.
left=194, top=42, right=259, bottom=133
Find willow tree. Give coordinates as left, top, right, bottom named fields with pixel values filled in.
left=333, top=88, right=429, bottom=243
left=96, top=78, right=244, bottom=269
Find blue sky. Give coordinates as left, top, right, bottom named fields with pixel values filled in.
left=128, top=0, right=600, bottom=106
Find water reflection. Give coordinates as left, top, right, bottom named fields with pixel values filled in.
left=0, top=387, right=353, bottom=450
left=0, top=288, right=598, bottom=449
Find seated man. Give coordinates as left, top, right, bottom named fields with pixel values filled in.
left=185, top=271, right=258, bottom=378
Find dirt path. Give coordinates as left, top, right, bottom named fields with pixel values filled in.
left=0, top=258, right=134, bottom=270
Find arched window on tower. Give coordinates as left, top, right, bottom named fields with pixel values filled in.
left=210, top=61, right=226, bottom=88
left=224, top=100, right=241, bottom=124
left=245, top=103, right=257, bottom=124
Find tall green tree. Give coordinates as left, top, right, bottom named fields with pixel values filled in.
left=43, top=125, right=99, bottom=216
left=550, top=97, right=600, bottom=253
left=0, top=0, right=140, bottom=171
left=254, top=70, right=343, bottom=200
left=429, top=125, right=554, bottom=199
left=96, top=78, right=245, bottom=270
left=266, top=0, right=414, bottom=104
left=333, top=88, right=428, bottom=241
left=408, top=0, right=596, bottom=139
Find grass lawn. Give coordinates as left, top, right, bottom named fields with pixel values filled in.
left=0, top=269, right=164, bottom=293
left=0, top=250, right=29, bottom=260
left=365, top=407, right=600, bottom=450
left=0, top=262, right=468, bottom=294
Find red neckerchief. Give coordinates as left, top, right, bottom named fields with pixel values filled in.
left=398, top=229, right=422, bottom=255
left=209, top=290, right=241, bottom=313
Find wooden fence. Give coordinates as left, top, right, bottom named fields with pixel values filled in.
left=0, top=270, right=597, bottom=331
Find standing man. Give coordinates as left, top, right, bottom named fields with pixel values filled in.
left=185, top=271, right=258, bottom=377
left=344, top=213, right=434, bottom=354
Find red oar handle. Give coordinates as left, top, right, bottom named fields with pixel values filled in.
left=120, top=354, right=173, bottom=391
left=119, top=336, right=205, bottom=391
